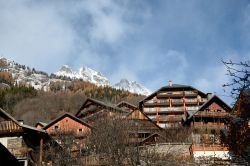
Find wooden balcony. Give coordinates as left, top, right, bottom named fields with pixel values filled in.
left=144, top=110, right=184, bottom=115
left=151, top=116, right=182, bottom=123
left=0, top=120, right=22, bottom=134
left=144, top=100, right=206, bottom=107
left=193, top=122, right=226, bottom=129
left=194, top=112, right=229, bottom=118
left=157, top=93, right=184, bottom=98
left=144, top=102, right=169, bottom=107
left=157, top=92, right=199, bottom=98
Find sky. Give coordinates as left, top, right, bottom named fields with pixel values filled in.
left=0, top=0, right=250, bottom=104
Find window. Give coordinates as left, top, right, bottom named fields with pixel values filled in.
left=54, top=125, right=59, bottom=130
left=217, top=109, right=221, bottom=112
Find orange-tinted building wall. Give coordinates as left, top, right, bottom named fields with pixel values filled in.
left=46, top=117, right=91, bottom=136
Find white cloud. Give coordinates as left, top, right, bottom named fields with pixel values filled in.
left=193, top=63, right=232, bottom=104
left=0, top=1, right=76, bottom=72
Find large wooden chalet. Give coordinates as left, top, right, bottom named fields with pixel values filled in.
left=139, top=81, right=209, bottom=128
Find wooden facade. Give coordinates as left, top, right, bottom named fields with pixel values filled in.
left=187, top=96, right=231, bottom=128
left=76, top=98, right=128, bottom=125
left=116, top=101, right=138, bottom=112
left=139, top=83, right=208, bottom=128
left=43, top=113, right=91, bottom=137
left=126, top=109, right=163, bottom=144
left=0, top=108, right=50, bottom=166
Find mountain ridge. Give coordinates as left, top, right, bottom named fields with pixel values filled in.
left=0, top=57, right=151, bottom=96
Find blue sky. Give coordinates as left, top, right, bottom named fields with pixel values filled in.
left=0, top=0, right=250, bottom=104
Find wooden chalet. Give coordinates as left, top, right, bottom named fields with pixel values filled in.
left=116, top=101, right=138, bottom=112
left=184, top=95, right=231, bottom=133
left=0, top=108, right=51, bottom=166
left=126, top=109, right=163, bottom=145
left=139, top=81, right=208, bottom=128
left=76, top=98, right=128, bottom=125
left=43, top=112, right=92, bottom=157
left=180, top=95, right=232, bottom=162
left=43, top=112, right=91, bottom=137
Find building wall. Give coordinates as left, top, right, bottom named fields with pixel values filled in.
left=142, top=88, right=207, bottom=128
left=46, top=117, right=91, bottom=136
left=193, top=150, right=230, bottom=160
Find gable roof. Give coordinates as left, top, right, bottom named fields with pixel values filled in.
left=0, top=108, right=46, bottom=134
left=126, top=109, right=163, bottom=130
left=43, top=112, right=92, bottom=130
left=139, top=133, right=165, bottom=145
left=35, top=122, right=47, bottom=128
left=139, top=84, right=207, bottom=107
left=75, top=98, right=127, bottom=117
left=0, top=108, right=21, bottom=126
left=184, top=95, right=232, bottom=121
left=116, top=101, right=138, bottom=109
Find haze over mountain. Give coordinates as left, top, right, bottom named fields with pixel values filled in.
left=0, top=57, right=151, bottom=96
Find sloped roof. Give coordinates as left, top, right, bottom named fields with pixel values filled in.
left=116, top=101, right=138, bottom=109
left=75, top=98, right=127, bottom=117
left=43, top=112, right=92, bottom=130
left=0, top=108, right=21, bottom=125
left=0, top=108, right=46, bottom=133
left=139, top=84, right=207, bottom=106
left=126, top=109, right=163, bottom=130
left=139, top=133, right=165, bottom=145
left=35, top=122, right=47, bottom=128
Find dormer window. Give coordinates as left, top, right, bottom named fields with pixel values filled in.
left=54, top=125, right=59, bottom=130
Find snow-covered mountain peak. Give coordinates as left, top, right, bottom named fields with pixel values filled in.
left=58, top=65, right=73, bottom=74
left=55, top=65, right=110, bottom=86
left=114, top=78, right=151, bottom=96
left=0, top=57, right=151, bottom=96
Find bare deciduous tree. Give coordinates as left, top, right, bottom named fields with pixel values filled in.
left=222, top=60, right=250, bottom=99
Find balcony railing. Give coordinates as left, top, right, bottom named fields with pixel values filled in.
left=150, top=116, right=182, bottom=122
left=193, top=122, right=226, bottom=129
left=144, top=110, right=184, bottom=115
left=194, top=112, right=229, bottom=118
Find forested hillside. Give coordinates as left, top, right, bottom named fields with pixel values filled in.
left=0, top=71, right=144, bottom=125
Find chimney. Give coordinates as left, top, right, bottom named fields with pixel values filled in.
left=207, top=93, right=212, bottom=100
left=168, top=80, right=173, bottom=86
left=18, top=120, right=24, bottom=125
